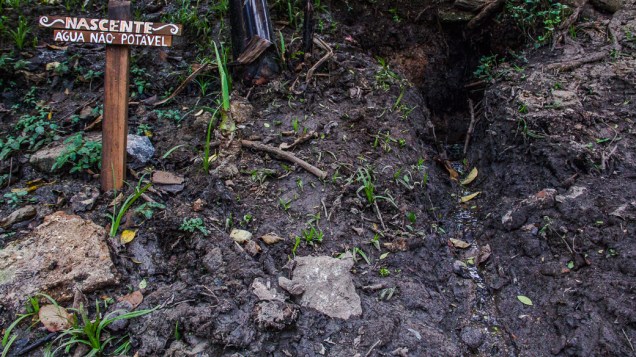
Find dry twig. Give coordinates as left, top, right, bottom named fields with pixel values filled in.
left=306, top=37, right=334, bottom=82
left=241, top=140, right=327, bottom=179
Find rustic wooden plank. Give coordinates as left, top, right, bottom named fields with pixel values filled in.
left=101, top=0, right=131, bottom=191
left=39, top=15, right=182, bottom=36
left=53, top=30, right=172, bottom=47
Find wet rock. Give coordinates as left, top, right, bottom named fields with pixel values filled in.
left=0, top=205, right=37, bottom=229
left=609, top=201, right=636, bottom=220
left=278, top=277, right=305, bottom=295
left=253, top=300, right=298, bottom=330
left=461, top=326, right=485, bottom=349
left=281, top=253, right=361, bottom=319
left=229, top=96, right=254, bottom=124
left=590, top=0, right=622, bottom=12
left=164, top=339, right=209, bottom=357
left=152, top=171, right=184, bottom=185
left=202, top=247, right=225, bottom=274
left=70, top=186, right=100, bottom=212
left=523, top=235, right=542, bottom=257
left=127, top=134, right=155, bottom=163
left=0, top=212, right=117, bottom=309
left=156, top=184, right=185, bottom=194
left=29, top=144, right=68, bottom=173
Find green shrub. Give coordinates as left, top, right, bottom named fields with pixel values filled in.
left=52, top=133, right=102, bottom=173
left=506, top=0, right=569, bottom=45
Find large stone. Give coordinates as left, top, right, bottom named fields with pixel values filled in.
left=280, top=253, right=361, bottom=319
left=0, top=211, right=118, bottom=309
left=127, top=134, right=155, bottom=163
left=29, top=144, right=67, bottom=173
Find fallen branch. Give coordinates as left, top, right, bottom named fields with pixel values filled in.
left=306, top=37, right=334, bottom=82
left=241, top=140, right=327, bottom=179
left=467, top=0, right=505, bottom=30
left=545, top=51, right=607, bottom=72
left=153, top=63, right=209, bottom=106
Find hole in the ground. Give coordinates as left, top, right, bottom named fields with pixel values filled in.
left=333, top=2, right=518, bottom=158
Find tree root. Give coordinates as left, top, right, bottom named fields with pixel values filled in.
left=240, top=140, right=328, bottom=179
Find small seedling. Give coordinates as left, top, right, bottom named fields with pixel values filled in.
left=406, top=212, right=416, bottom=224
left=279, top=197, right=292, bottom=211
left=179, top=217, right=209, bottom=235
left=108, top=177, right=152, bottom=237
left=379, top=267, right=391, bottom=277
left=52, top=133, right=102, bottom=174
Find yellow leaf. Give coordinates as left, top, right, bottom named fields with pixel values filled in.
left=450, top=238, right=471, bottom=248
left=121, top=229, right=137, bottom=244
left=460, top=167, right=478, bottom=185
left=460, top=192, right=481, bottom=203
left=443, top=161, right=459, bottom=181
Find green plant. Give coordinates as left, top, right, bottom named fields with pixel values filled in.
left=203, top=108, right=219, bottom=172
left=279, top=197, right=292, bottom=211
left=352, top=247, right=371, bottom=264
left=108, top=177, right=152, bottom=237
left=300, top=224, right=323, bottom=245
left=291, top=235, right=301, bottom=257
left=179, top=217, right=209, bottom=235
left=3, top=190, right=30, bottom=207
left=406, top=211, right=416, bottom=224
left=2, top=295, right=42, bottom=356
left=136, top=124, right=152, bottom=136
left=9, top=16, right=30, bottom=50
left=53, top=302, right=157, bottom=356
left=379, top=267, right=391, bottom=277
left=134, top=201, right=166, bottom=219
left=52, top=133, right=102, bottom=174
left=474, top=54, right=500, bottom=80
left=213, top=42, right=233, bottom=135
left=155, top=109, right=183, bottom=125
left=356, top=167, right=376, bottom=204
left=375, top=57, right=402, bottom=91
left=506, top=0, right=568, bottom=45
left=0, top=106, right=60, bottom=160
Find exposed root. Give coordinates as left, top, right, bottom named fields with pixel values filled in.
left=545, top=50, right=607, bottom=72
left=240, top=140, right=328, bottom=179
left=306, top=37, right=334, bottom=82
left=467, top=0, right=505, bottom=30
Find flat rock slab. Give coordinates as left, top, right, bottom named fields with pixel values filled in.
left=0, top=211, right=117, bottom=309
left=280, top=254, right=361, bottom=320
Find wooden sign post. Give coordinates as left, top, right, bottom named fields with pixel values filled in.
left=39, top=1, right=182, bottom=191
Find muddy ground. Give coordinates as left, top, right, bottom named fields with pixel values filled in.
left=1, top=0, right=635, bottom=356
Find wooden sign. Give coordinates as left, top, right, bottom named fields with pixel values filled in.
left=39, top=1, right=183, bottom=191
left=39, top=16, right=182, bottom=35
left=53, top=30, right=172, bottom=47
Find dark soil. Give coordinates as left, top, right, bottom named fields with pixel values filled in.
left=1, top=0, right=635, bottom=356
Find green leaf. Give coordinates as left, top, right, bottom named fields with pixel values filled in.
left=517, top=295, right=533, bottom=306
left=380, top=252, right=390, bottom=260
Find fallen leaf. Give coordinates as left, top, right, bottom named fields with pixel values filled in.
left=46, top=44, right=68, bottom=51
left=517, top=295, right=533, bottom=306
left=121, top=229, right=137, bottom=244
left=39, top=305, right=72, bottom=332
left=380, top=252, right=390, bottom=260
left=460, top=167, right=478, bottom=185
left=152, top=171, right=185, bottom=185
left=46, top=62, right=61, bottom=71
left=460, top=192, right=481, bottom=203
left=230, top=229, right=252, bottom=244
left=443, top=161, right=459, bottom=181
left=139, top=279, right=147, bottom=290
left=450, top=238, right=471, bottom=249
left=477, top=244, right=491, bottom=265
left=260, top=233, right=284, bottom=245
left=118, top=291, right=143, bottom=309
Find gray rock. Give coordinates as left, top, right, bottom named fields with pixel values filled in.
left=590, top=0, right=622, bottom=12
left=251, top=278, right=286, bottom=302
left=0, top=211, right=118, bottom=309
left=29, top=144, right=67, bottom=173
left=461, top=327, right=485, bottom=349
left=283, top=253, right=361, bottom=319
left=0, top=205, right=36, bottom=229
left=127, top=134, right=155, bottom=163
